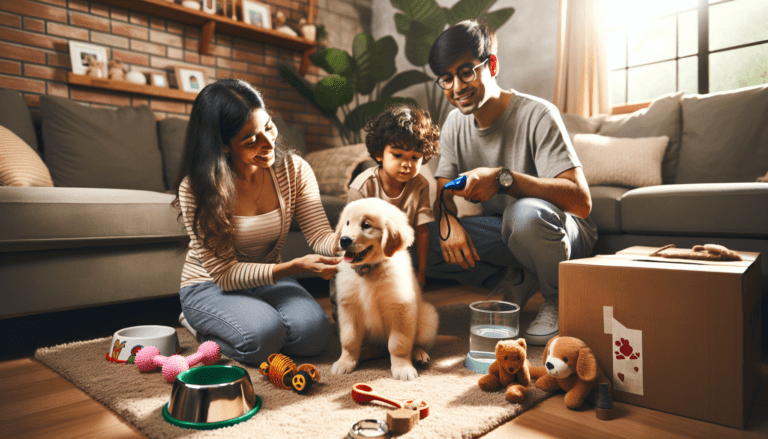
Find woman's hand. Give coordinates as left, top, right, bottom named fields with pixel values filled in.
left=294, top=254, right=342, bottom=280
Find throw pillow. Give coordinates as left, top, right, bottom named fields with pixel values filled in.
left=41, top=95, right=165, bottom=192
left=573, top=133, right=668, bottom=188
left=303, top=143, right=371, bottom=198
left=0, top=88, right=39, bottom=153
left=599, top=91, right=683, bottom=184
left=157, top=117, right=188, bottom=190
left=560, top=113, right=607, bottom=144
left=0, top=125, right=54, bottom=187
left=676, top=84, right=768, bottom=184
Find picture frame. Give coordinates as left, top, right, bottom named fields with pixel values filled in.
left=173, top=66, right=207, bottom=92
left=242, top=0, right=271, bottom=29
left=68, top=41, right=109, bottom=76
left=150, top=71, right=169, bottom=88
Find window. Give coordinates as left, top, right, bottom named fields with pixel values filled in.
left=606, top=0, right=768, bottom=105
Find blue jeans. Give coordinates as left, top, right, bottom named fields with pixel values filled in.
left=179, top=276, right=330, bottom=365
left=426, top=198, right=598, bottom=300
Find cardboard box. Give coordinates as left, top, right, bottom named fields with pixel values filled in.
left=560, top=246, right=762, bottom=429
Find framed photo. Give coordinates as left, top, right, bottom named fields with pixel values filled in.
left=242, top=0, right=271, bottom=28
left=150, top=71, right=169, bottom=88
left=68, top=41, right=109, bottom=75
left=173, top=66, right=207, bottom=92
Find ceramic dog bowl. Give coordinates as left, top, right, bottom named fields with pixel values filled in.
left=106, top=325, right=180, bottom=364
left=163, top=365, right=261, bottom=429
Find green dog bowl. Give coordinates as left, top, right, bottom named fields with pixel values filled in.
left=163, top=365, right=261, bottom=430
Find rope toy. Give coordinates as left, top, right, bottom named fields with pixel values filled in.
left=650, top=244, right=743, bottom=261
left=259, top=353, right=320, bottom=394
left=135, top=340, right=221, bottom=382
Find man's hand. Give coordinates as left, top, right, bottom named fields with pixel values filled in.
left=446, top=167, right=502, bottom=203
left=439, top=214, right=480, bottom=268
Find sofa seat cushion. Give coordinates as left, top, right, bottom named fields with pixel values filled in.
left=620, top=183, right=768, bottom=238
left=588, top=186, right=631, bottom=233
left=0, top=187, right=186, bottom=251
left=289, top=195, right=347, bottom=232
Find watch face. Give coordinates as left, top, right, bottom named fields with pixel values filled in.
left=500, top=171, right=514, bottom=187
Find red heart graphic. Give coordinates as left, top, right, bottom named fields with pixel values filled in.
left=634, top=367, right=639, bottom=372
left=618, top=373, right=625, bottom=382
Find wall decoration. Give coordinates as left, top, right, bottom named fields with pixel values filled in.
left=150, top=71, right=169, bottom=88
left=68, top=41, right=109, bottom=76
left=173, top=66, right=207, bottom=92
left=242, top=0, right=271, bottom=28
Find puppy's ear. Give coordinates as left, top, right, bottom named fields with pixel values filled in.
left=383, top=218, right=414, bottom=258
left=576, top=347, right=598, bottom=382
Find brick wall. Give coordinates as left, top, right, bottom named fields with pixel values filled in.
left=0, top=0, right=339, bottom=152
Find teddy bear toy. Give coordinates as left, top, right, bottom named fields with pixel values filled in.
left=108, top=59, right=127, bottom=81
left=83, top=55, right=105, bottom=78
left=532, top=336, right=607, bottom=409
left=477, top=338, right=532, bottom=403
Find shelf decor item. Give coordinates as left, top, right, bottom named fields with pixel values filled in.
left=150, top=71, right=169, bottom=88
left=201, top=0, right=215, bottom=14
left=242, top=0, right=271, bottom=28
left=68, top=41, right=109, bottom=76
left=173, top=66, right=207, bottom=92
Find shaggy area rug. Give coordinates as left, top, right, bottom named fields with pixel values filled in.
left=35, top=304, right=551, bottom=438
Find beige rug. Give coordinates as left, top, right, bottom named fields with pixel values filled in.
left=35, top=304, right=551, bottom=438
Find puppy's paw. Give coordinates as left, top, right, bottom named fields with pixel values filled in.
left=392, top=364, right=418, bottom=381
left=412, top=347, right=431, bottom=365
left=331, top=358, right=357, bottom=375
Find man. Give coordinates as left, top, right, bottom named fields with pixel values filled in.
left=425, top=20, right=598, bottom=345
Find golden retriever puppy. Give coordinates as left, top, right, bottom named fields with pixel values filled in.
left=331, top=198, right=439, bottom=381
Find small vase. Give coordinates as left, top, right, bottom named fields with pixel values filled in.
left=300, top=23, right=316, bottom=43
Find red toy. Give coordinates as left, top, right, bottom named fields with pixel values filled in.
left=135, top=340, right=221, bottom=382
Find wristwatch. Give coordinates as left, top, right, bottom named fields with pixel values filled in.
left=497, top=168, right=514, bottom=193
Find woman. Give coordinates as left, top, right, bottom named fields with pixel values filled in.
left=173, top=79, right=340, bottom=365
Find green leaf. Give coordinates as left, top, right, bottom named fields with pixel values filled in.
left=444, top=0, right=496, bottom=26
left=276, top=63, right=336, bottom=118
left=391, top=0, right=444, bottom=31
left=309, top=48, right=357, bottom=79
left=353, top=34, right=399, bottom=95
left=314, top=75, right=355, bottom=108
left=394, top=13, right=409, bottom=35
left=344, top=97, right=419, bottom=133
left=478, top=7, right=515, bottom=31
left=380, top=70, right=433, bottom=98
left=404, top=19, right=444, bottom=67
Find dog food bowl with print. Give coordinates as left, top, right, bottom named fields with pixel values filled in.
left=163, top=365, right=262, bottom=429
left=106, top=325, right=180, bottom=364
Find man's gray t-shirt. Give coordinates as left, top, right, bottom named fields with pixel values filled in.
left=435, top=90, right=596, bottom=234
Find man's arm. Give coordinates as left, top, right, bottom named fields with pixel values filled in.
left=435, top=177, right=480, bottom=268
left=448, top=166, right=592, bottom=219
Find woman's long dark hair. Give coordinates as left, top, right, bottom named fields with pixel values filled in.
left=172, top=79, right=289, bottom=257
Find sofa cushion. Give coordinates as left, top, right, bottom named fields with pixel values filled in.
left=0, top=88, right=39, bottom=153
left=304, top=143, right=372, bottom=198
left=620, top=183, right=768, bottom=238
left=676, top=84, right=768, bottom=184
left=599, top=91, right=683, bottom=185
left=0, top=126, right=53, bottom=187
left=158, top=117, right=188, bottom=190
left=0, top=187, right=186, bottom=251
left=41, top=96, right=165, bottom=192
left=588, top=185, right=631, bottom=233
left=574, top=134, right=667, bottom=188
left=560, top=113, right=606, bottom=144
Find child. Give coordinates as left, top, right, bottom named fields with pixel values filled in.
left=347, top=105, right=440, bottom=286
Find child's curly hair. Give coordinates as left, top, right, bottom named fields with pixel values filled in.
left=364, top=104, right=440, bottom=164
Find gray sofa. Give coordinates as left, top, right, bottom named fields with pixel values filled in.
left=0, top=88, right=348, bottom=318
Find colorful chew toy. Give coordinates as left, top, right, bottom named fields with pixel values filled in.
left=259, top=353, right=319, bottom=394
left=135, top=340, right=221, bottom=382
left=351, top=383, right=430, bottom=419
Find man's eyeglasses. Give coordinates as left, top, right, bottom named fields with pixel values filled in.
left=435, top=59, right=489, bottom=90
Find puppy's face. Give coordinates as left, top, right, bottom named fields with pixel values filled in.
left=334, top=198, right=414, bottom=266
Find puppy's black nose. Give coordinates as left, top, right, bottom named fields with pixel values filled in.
left=546, top=362, right=554, bottom=370
left=339, top=236, right=353, bottom=249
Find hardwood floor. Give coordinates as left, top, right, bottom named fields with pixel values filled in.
left=1, top=282, right=766, bottom=439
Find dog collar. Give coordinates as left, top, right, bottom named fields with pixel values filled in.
left=352, top=262, right=381, bottom=276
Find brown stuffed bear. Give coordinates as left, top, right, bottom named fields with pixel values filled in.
left=533, top=336, right=607, bottom=409
left=477, top=338, right=531, bottom=403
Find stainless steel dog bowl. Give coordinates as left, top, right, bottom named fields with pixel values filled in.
left=162, top=365, right=261, bottom=429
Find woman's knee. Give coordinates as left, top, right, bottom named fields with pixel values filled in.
left=283, top=310, right=330, bottom=357
left=208, top=324, right=286, bottom=366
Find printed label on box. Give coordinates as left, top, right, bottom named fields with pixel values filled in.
left=604, top=306, right=644, bottom=395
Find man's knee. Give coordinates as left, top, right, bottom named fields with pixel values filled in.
left=502, top=198, right=565, bottom=245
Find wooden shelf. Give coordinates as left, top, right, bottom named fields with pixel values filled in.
left=67, top=72, right=199, bottom=102
left=90, top=0, right=314, bottom=53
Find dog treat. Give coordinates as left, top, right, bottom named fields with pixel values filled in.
left=649, top=244, right=742, bottom=261
left=387, top=408, right=419, bottom=435
left=135, top=340, right=221, bottom=382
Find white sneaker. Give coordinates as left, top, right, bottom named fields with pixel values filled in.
left=491, top=267, right=540, bottom=309
left=179, top=312, right=202, bottom=343
left=524, top=299, right=559, bottom=346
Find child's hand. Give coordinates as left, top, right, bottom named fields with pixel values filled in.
left=417, top=270, right=427, bottom=288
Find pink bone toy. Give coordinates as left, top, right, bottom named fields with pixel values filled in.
left=135, top=340, right=221, bottom=382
